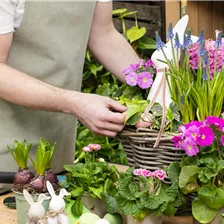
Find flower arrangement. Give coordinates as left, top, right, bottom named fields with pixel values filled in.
left=64, top=144, right=119, bottom=217
left=102, top=163, right=185, bottom=222
left=156, top=25, right=224, bottom=123
left=173, top=116, right=224, bottom=223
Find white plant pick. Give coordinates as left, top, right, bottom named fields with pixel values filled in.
left=95, top=219, right=110, bottom=224
left=147, top=15, right=189, bottom=107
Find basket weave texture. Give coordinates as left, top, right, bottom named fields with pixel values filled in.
left=118, top=127, right=185, bottom=171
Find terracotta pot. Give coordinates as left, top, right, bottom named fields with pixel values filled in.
left=13, top=190, right=50, bottom=224
left=127, top=215, right=162, bottom=224
left=81, top=192, right=107, bottom=218
left=193, top=207, right=224, bottom=224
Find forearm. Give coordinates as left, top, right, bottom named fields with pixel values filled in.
left=0, top=63, right=78, bottom=114
left=88, top=28, right=140, bottom=83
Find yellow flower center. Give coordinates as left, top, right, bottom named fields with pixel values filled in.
left=131, top=77, right=135, bottom=81
left=201, top=134, right=205, bottom=139
left=192, top=133, right=196, bottom=137
left=188, top=145, right=193, bottom=150
left=143, top=78, right=147, bottom=83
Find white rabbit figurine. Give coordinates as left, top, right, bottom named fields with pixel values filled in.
left=23, top=189, right=50, bottom=224
left=46, top=180, right=70, bottom=224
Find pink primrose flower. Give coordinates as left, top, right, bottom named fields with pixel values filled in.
left=185, top=121, right=203, bottom=129
left=87, top=144, right=101, bottom=151
left=220, top=125, right=224, bottom=133
left=122, top=63, right=139, bottom=75
left=181, top=139, right=199, bottom=156
left=178, top=125, right=186, bottom=134
left=137, top=72, right=153, bottom=89
left=206, top=116, right=224, bottom=127
left=144, top=59, right=155, bottom=68
left=197, top=126, right=214, bottom=146
left=172, top=135, right=183, bottom=148
left=125, top=72, right=138, bottom=86
left=221, top=136, right=224, bottom=146
left=152, top=170, right=167, bottom=180
left=185, top=125, right=200, bottom=141
left=82, top=146, right=92, bottom=153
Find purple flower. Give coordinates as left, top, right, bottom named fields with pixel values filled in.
left=197, top=29, right=204, bottom=44
left=144, top=59, right=154, bottom=68
left=137, top=72, right=153, bottom=89
left=172, top=135, right=183, bottom=148
left=178, top=125, right=186, bottom=134
left=126, top=72, right=138, bottom=86
left=220, top=125, right=224, bottom=133
left=214, top=31, right=223, bottom=49
left=167, top=23, right=174, bottom=40
left=185, top=125, right=199, bottom=141
left=152, top=170, right=167, bottom=180
left=185, top=121, right=203, bottom=129
left=221, top=136, right=224, bottom=146
left=155, top=31, right=166, bottom=51
left=88, top=144, right=101, bottom=151
left=197, top=126, right=214, bottom=146
left=122, top=63, right=139, bottom=75
left=206, top=116, right=224, bottom=127
left=174, top=33, right=181, bottom=49
left=181, top=139, right=199, bottom=156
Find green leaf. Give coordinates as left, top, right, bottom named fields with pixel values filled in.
left=179, top=165, right=199, bottom=194
left=70, top=187, right=83, bottom=198
left=125, top=103, right=145, bottom=123
left=127, top=27, right=146, bottom=43
left=88, top=186, right=104, bottom=199
left=122, top=86, right=143, bottom=100
left=15, top=147, right=26, bottom=168
left=192, top=197, right=217, bottom=223
left=112, top=8, right=127, bottom=15
left=64, top=165, right=74, bottom=172
left=101, top=193, right=117, bottom=213
left=125, top=113, right=141, bottom=125
left=137, top=36, right=156, bottom=49
left=71, top=197, right=83, bottom=217
left=167, top=162, right=181, bottom=185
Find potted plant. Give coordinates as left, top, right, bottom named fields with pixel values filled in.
left=172, top=116, right=224, bottom=223
left=64, top=143, right=119, bottom=218
left=8, top=138, right=60, bottom=224
left=102, top=162, right=184, bottom=224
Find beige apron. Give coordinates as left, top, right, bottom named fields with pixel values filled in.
left=0, top=1, right=96, bottom=193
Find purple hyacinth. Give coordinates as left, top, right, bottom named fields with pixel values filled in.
left=197, top=29, right=204, bottom=44
left=174, top=33, right=181, bottom=49
left=187, top=29, right=193, bottom=45
left=167, top=22, right=174, bottom=40
left=203, top=50, right=209, bottom=65
left=155, top=31, right=166, bottom=51
left=214, top=31, right=223, bottom=49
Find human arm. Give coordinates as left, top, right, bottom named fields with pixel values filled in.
left=0, top=31, right=126, bottom=137
left=88, top=1, right=140, bottom=83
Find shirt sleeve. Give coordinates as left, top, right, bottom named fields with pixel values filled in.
left=0, top=0, right=15, bottom=34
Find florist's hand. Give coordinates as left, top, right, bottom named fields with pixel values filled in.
left=74, top=93, right=127, bottom=137
left=135, top=113, right=152, bottom=129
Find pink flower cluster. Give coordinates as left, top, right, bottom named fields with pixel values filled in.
left=173, top=116, right=224, bottom=157
left=189, top=38, right=224, bottom=77
left=123, top=59, right=156, bottom=89
left=82, top=144, right=101, bottom=153
left=133, top=168, right=167, bottom=181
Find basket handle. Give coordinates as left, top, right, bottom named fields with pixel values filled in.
left=142, top=69, right=167, bottom=148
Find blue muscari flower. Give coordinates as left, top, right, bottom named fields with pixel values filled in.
left=167, top=22, right=174, bottom=40
left=186, top=29, right=193, bottom=45
left=204, top=50, right=209, bottom=65
left=197, top=29, right=204, bottom=44
left=214, top=31, right=223, bottom=48
left=174, top=33, right=181, bottom=48
left=183, top=35, right=189, bottom=49
left=198, top=40, right=205, bottom=57
left=202, top=67, right=207, bottom=80
left=155, top=31, right=166, bottom=51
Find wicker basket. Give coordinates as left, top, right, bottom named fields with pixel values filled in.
left=118, top=127, right=185, bottom=171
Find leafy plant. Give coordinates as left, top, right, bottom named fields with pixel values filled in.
left=64, top=145, right=119, bottom=217
left=102, top=162, right=185, bottom=221
left=173, top=116, right=224, bottom=223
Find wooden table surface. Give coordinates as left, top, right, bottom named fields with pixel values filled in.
left=0, top=193, right=193, bottom=224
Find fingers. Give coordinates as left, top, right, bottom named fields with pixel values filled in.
left=106, top=111, right=127, bottom=124
left=107, top=98, right=127, bottom=113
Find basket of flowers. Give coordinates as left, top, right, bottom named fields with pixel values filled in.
left=117, top=15, right=224, bottom=178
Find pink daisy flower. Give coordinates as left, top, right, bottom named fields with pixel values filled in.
left=125, top=72, right=138, bottom=86
left=221, top=136, right=224, bottom=146
left=87, top=144, right=101, bottom=151
left=197, top=126, right=214, bottom=146
left=82, top=146, right=92, bottom=153
left=137, top=72, right=153, bottom=89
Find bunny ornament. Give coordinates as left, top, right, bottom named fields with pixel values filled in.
left=46, top=180, right=70, bottom=224
left=23, top=189, right=50, bottom=224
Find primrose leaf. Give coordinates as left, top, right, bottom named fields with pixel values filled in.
left=125, top=103, right=145, bottom=124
